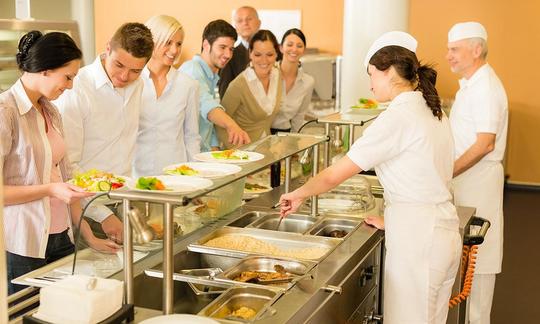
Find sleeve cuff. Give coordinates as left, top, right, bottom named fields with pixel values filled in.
left=83, top=202, right=114, bottom=223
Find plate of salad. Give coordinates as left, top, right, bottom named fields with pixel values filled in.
left=69, top=169, right=129, bottom=192
left=130, top=175, right=213, bottom=194
left=163, top=162, right=242, bottom=178
left=194, top=149, right=264, bottom=164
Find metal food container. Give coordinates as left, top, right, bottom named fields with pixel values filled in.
left=179, top=268, right=227, bottom=296
left=215, top=256, right=316, bottom=290
left=302, top=192, right=377, bottom=218
left=228, top=211, right=268, bottom=228
left=188, top=227, right=340, bottom=262
left=307, top=217, right=362, bottom=239
left=198, top=286, right=281, bottom=322
left=246, top=214, right=317, bottom=234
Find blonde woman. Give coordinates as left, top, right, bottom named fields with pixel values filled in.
left=217, top=30, right=282, bottom=148
left=133, top=15, right=201, bottom=177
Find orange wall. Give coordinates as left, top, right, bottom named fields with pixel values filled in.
left=93, top=0, right=540, bottom=184
left=409, top=0, right=540, bottom=184
left=93, top=0, right=343, bottom=64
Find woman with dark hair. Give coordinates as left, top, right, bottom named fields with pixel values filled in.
left=0, top=31, right=118, bottom=294
left=279, top=31, right=461, bottom=323
left=269, top=28, right=315, bottom=187
left=272, top=28, right=314, bottom=134
left=216, top=30, right=283, bottom=148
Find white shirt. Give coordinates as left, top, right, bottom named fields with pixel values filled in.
left=347, top=91, right=455, bottom=205
left=272, top=67, right=315, bottom=132
left=55, top=55, right=143, bottom=222
left=133, top=67, right=201, bottom=177
left=449, top=63, right=508, bottom=162
left=243, top=66, right=280, bottom=116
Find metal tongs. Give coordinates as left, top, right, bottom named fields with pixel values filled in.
left=272, top=201, right=287, bottom=231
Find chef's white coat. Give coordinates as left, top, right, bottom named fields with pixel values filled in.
left=450, top=63, right=508, bottom=274
left=55, top=55, right=143, bottom=222
left=133, top=67, right=201, bottom=177
left=347, top=91, right=461, bottom=323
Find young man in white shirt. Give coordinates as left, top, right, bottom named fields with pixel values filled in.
left=56, top=23, right=154, bottom=243
left=446, top=22, right=508, bottom=324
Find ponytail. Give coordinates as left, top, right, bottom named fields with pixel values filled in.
left=416, top=64, right=442, bottom=120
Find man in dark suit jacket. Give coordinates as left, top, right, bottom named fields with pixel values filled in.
left=218, top=6, right=260, bottom=98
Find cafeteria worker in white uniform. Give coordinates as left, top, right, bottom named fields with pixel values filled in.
left=446, top=22, right=508, bottom=324
left=279, top=31, right=462, bottom=323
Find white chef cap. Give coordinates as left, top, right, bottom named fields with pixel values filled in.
left=448, top=22, right=487, bottom=42
left=363, top=31, right=418, bottom=68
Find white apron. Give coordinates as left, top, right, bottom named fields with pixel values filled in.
left=384, top=201, right=461, bottom=324
left=452, top=161, right=504, bottom=274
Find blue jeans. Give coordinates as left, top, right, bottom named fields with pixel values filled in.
left=7, top=229, right=74, bottom=295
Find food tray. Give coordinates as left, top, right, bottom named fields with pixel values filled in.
left=179, top=268, right=227, bottom=296
left=246, top=213, right=317, bottom=234
left=214, top=256, right=316, bottom=290
left=307, top=217, right=362, bottom=239
left=198, top=286, right=281, bottom=322
left=188, top=227, right=340, bottom=262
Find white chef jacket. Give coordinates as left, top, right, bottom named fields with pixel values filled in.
left=348, top=91, right=455, bottom=206
left=347, top=91, right=460, bottom=323
left=133, top=67, right=201, bottom=177
left=271, top=67, right=315, bottom=132
left=55, top=55, right=143, bottom=222
left=450, top=63, right=507, bottom=274
left=449, top=63, right=508, bottom=162
left=243, top=66, right=280, bottom=116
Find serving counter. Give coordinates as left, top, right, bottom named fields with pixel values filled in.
left=8, top=132, right=475, bottom=324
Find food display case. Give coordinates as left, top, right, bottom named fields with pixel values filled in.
left=0, top=19, right=81, bottom=92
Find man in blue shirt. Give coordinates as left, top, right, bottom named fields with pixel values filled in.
left=180, top=19, right=250, bottom=151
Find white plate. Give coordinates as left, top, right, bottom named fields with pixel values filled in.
left=163, top=162, right=242, bottom=178
left=243, top=183, right=272, bottom=199
left=67, top=175, right=132, bottom=193
left=194, top=150, right=264, bottom=164
left=128, top=175, right=213, bottom=194
left=140, top=314, right=219, bottom=324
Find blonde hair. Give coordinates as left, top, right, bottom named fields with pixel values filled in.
left=145, top=15, right=184, bottom=49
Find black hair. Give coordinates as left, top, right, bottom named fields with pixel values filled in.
left=16, top=30, right=82, bottom=73
left=281, top=28, right=307, bottom=47
left=369, top=45, right=442, bottom=120
left=110, top=22, right=154, bottom=60
left=249, top=30, right=281, bottom=61
left=201, top=19, right=237, bottom=51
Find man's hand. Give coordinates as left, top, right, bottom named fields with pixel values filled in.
left=87, top=237, right=121, bottom=253
left=101, top=215, right=123, bottom=243
left=453, top=133, right=496, bottom=177
left=226, top=123, right=250, bottom=146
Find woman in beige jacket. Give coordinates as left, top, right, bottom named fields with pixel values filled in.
left=217, top=30, right=282, bottom=148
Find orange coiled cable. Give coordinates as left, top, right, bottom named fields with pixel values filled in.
left=449, top=245, right=478, bottom=308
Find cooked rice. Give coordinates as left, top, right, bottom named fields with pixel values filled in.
left=203, top=235, right=328, bottom=260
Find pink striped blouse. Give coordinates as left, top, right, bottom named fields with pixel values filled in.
left=0, top=79, right=74, bottom=258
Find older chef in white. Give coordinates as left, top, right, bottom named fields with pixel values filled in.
left=447, top=22, right=508, bottom=324
left=56, top=23, right=154, bottom=242
left=133, top=15, right=200, bottom=177
left=279, top=32, right=461, bottom=323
